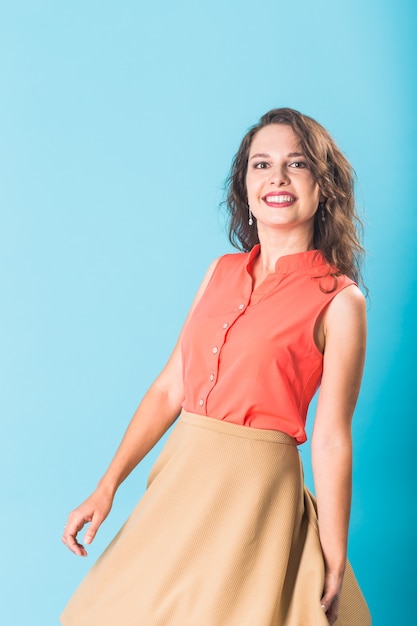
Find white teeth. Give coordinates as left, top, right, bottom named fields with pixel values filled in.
left=265, top=195, right=294, bottom=203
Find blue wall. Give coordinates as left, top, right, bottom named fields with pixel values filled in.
left=0, top=1, right=415, bottom=623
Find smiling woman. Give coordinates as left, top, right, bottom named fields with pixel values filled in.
left=246, top=124, right=322, bottom=251
left=227, top=108, right=364, bottom=286
left=61, top=108, right=371, bottom=626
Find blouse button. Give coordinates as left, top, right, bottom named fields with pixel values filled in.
left=209, top=374, right=214, bottom=381
left=238, top=303, right=244, bottom=310
left=199, top=399, right=204, bottom=406
left=212, top=346, right=218, bottom=354
left=223, top=322, right=228, bottom=329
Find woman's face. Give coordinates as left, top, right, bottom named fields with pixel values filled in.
left=246, top=124, right=321, bottom=239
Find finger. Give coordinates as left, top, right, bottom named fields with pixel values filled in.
left=62, top=523, right=88, bottom=556
left=320, top=593, right=333, bottom=614
left=62, top=513, right=92, bottom=555
left=62, top=533, right=88, bottom=557
left=321, top=583, right=339, bottom=607
left=321, top=594, right=339, bottom=625
left=324, top=607, right=338, bottom=626
left=327, top=598, right=339, bottom=625
left=84, top=511, right=102, bottom=545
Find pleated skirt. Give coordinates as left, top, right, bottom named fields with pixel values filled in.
left=61, top=411, right=371, bottom=626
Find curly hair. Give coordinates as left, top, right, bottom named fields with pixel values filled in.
left=225, top=108, right=365, bottom=285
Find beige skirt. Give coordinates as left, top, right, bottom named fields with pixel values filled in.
left=61, top=411, right=371, bottom=626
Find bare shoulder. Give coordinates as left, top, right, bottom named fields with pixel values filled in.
left=324, top=284, right=366, bottom=332
left=186, top=256, right=222, bottom=314
left=331, top=283, right=366, bottom=309
left=204, top=256, right=222, bottom=280
left=197, top=256, right=221, bottom=293
left=322, top=285, right=367, bottom=360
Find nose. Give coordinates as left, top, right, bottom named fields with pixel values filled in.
left=270, top=165, right=290, bottom=186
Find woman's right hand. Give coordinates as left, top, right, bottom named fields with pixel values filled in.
left=62, top=487, right=114, bottom=556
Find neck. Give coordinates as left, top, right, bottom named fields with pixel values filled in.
left=256, top=228, right=314, bottom=273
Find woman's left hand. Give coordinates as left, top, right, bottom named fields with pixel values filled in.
left=320, top=571, right=342, bottom=625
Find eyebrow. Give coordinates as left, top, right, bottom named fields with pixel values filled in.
left=249, top=151, right=305, bottom=160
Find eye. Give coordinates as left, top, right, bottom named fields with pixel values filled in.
left=253, top=161, right=270, bottom=169
left=289, top=160, right=308, bottom=169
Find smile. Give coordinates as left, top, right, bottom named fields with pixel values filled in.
left=263, top=195, right=294, bottom=203
left=262, top=193, right=296, bottom=207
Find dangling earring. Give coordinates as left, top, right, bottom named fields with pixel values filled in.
left=248, top=205, right=253, bottom=226
left=320, top=202, right=326, bottom=223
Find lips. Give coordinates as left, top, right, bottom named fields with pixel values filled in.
left=262, top=192, right=297, bottom=207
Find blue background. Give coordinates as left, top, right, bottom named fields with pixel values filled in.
left=0, top=1, right=415, bottom=624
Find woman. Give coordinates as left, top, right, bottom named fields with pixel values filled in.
left=61, top=108, right=371, bottom=625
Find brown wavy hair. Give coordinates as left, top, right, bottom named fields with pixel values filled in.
left=225, top=108, right=365, bottom=285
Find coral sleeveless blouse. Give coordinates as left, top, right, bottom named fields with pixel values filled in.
left=181, top=245, right=354, bottom=443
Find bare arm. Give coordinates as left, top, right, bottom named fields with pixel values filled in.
left=62, top=258, right=219, bottom=556
left=312, top=285, right=367, bottom=624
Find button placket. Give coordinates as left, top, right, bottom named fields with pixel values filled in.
left=200, top=301, right=248, bottom=413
